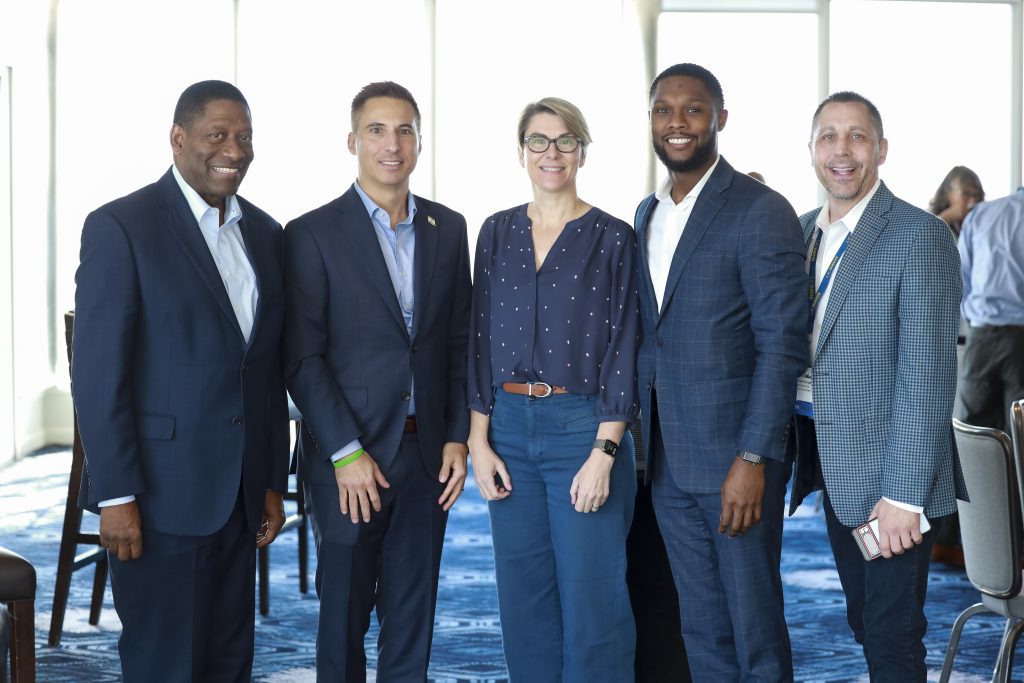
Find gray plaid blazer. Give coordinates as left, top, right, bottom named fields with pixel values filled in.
left=790, top=181, right=966, bottom=527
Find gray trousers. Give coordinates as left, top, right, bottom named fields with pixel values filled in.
left=956, top=325, right=1024, bottom=432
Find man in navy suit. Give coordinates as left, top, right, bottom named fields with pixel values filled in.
left=634, top=63, right=806, bottom=681
left=284, top=81, right=471, bottom=681
left=72, top=80, right=289, bottom=682
left=789, top=92, right=963, bottom=682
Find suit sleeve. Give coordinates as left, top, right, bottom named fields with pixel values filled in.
left=444, top=213, right=472, bottom=443
left=267, top=223, right=290, bottom=492
left=884, top=219, right=962, bottom=506
left=467, top=218, right=495, bottom=415
left=72, top=209, right=146, bottom=504
left=283, top=218, right=363, bottom=459
left=735, top=192, right=809, bottom=461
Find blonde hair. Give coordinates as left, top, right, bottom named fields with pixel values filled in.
left=516, top=97, right=592, bottom=150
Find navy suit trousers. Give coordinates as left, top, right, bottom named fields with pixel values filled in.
left=108, top=489, right=255, bottom=683
left=305, top=433, right=447, bottom=682
left=649, top=398, right=792, bottom=682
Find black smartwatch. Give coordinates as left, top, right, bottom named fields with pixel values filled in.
left=593, top=439, right=619, bottom=457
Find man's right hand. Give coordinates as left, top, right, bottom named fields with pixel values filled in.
left=335, top=452, right=390, bottom=524
left=99, top=501, right=144, bottom=561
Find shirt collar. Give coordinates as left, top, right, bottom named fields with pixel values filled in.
left=654, top=155, right=720, bottom=205
left=815, top=178, right=881, bottom=233
left=353, top=180, right=417, bottom=227
left=171, top=164, right=242, bottom=228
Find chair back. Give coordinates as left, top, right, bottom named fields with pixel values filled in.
left=1011, top=400, right=1024, bottom=524
left=953, top=416, right=1023, bottom=600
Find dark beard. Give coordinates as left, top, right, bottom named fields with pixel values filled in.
left=652, top=136, right=716, bottom=174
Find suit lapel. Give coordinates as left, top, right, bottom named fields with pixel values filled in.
left=334, top=188, right=408, bottom=335
left=159, top=171, right=245, bottom=341
left=237, top=211, right=267, bottom=349
left=411, top=199, right=438, bottom=341
left=814, top=183, right=892, bottom=358
left=634, top=194, right=661, bottom=323
left=658, top=159, right=731, bottom=315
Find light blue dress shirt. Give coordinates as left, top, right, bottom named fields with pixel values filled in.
left=333, top=182, right=418, bottom=462
left=960, top=187, right=1024, bottom=326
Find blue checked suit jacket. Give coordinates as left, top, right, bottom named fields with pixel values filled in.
left=634, top=157, right=807, bottom=492
left=789, top=181, right=966, bottom=527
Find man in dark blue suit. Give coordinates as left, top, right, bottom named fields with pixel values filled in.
left=634, top=64, right=807, bottom=681
left=284, top=81, right=471, bottom=681
left=72, top=80, right=290, bottom=682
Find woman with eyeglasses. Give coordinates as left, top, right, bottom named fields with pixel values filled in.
left=467, top=97, right=640, bottom=682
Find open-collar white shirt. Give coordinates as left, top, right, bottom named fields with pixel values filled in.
left=647, top=157, right=720, bottom=311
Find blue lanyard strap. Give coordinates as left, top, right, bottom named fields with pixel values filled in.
left=807, top=227, right=850, bottom=333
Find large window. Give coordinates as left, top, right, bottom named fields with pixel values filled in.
left=55, top=0, right=235, bottom=381
left=830, top=0, right=1012, bottom=205
left=657, top=11, right=820, bottom=213
left=435, top=0, right=649, bottom=243
left=237, top=0, right=432, bottom=225
left=0, top=66, right=14, bottom=461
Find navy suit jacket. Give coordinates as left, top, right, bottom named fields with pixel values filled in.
left=72, top=168, right=290, bottom=536
left=283, top=186, right=471, bottom=487
left=789, top=181, right=966, bottom=526
left=634, top=157, right=807, bottom=491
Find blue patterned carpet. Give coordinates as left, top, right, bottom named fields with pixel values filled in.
left=0, top=449, right=1016, bottom=682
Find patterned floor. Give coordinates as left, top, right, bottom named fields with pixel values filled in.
left=0, top=449, right=1015, bottom=682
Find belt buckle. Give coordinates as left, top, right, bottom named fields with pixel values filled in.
left=528, top=381, right=553, bottom=398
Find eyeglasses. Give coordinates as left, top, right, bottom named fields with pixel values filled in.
left=523, top=134, right=582, bottom=154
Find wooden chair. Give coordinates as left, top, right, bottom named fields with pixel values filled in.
left=257, top=421, right=309, bottom=616
left=57, top=310, right=310, bottom=626
left=48, top=311, right=106, bottom=647
left=0, top=545, right=36, bottom=682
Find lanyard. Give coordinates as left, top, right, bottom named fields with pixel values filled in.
left=807, top=227, right=850, bottom=333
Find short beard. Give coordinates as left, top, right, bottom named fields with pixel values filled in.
left=652, top=136, right=716, bottom=174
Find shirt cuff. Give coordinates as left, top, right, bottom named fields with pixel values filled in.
left=882, top=497, right=924, bottom=514
left=98, top=495, right=136, bottom=507
left=331, top=438, right=363, bottom=463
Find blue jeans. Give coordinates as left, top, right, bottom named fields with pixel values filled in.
left=487, top=388, right=637, bottom=683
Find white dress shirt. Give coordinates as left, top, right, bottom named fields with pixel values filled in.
left=98, top=167, right=258, bottom=508
left=808, top=179, right=920, bottom=515
left=647, top=157, right=720, bottom=311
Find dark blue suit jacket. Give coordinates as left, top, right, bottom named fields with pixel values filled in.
left=283, top=185, right=471, bottom=488
left=634, top=158, right=807, bottom=491
left=72, top=168, right=290, bottom=536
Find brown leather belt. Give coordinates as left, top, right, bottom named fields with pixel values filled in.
left=404, top=416, right=417, bottom=433
left=502, top=382, right=568, bottom=398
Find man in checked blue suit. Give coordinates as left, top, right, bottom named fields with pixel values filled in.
left=284, top=81, right=471, bottom=681
left=72, top=80, right=289, bottom=681
left=789, top=92, right=964, bottom=682
left=634, top=63, right=807, bottom=681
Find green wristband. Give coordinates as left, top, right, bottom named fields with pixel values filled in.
left=333, top=448, right=364, bottom=469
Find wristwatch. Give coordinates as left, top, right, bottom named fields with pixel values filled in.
left=739, top=451, right=765, bottom=465
left=593, top=439, right=619, bottom=458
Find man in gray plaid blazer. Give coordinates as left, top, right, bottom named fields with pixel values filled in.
left=789, top=91, right=965, bottom=682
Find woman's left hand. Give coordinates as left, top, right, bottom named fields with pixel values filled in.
left=570, top=450, right=614, bottom=513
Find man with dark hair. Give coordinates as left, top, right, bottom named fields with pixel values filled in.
left=634, top=63, right=806, bottom=680
left=285, top=81, right=471, bottom=680
left=72, top=79, right=289, bottom=681
left=790, top=91, right=964, bottom=681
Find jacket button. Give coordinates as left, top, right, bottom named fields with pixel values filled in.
left=646, top=383, right=652, bottom=391
left=411, top=345, right=419, bottom=352
left=242, top=364, right=249, bottom=372
left=401, top=392, right=411, bottom=401
left=232, top=416, right=243, bottom=426
left=655, top=338, right=664, bottom=347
